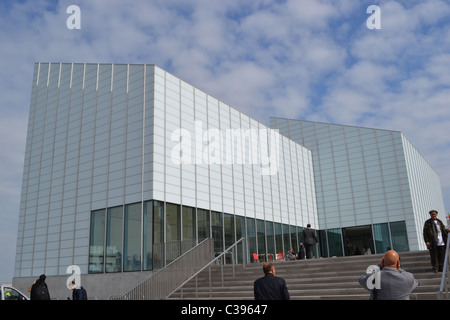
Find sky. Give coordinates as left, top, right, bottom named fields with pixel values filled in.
left=1, top=0, right=450, bottom=283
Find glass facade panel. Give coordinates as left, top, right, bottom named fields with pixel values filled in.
left=143, top=201, right=153, bottom=271
left=182, top=206, right=196, bottom=241
left=235, top=216, right=246, bottom=264
left=373, top=223, right=391, bottom=254
left=166, top=203, right=180, bottom=242
left=197, top=209, right=210, bottom=241
left=327, top=228, right=343, bottom=257
left=153, top=201, right=164, bottom=269
left=224, top=213, right=235, bottom=248
left=283, top=224, right=291, bottom=252
left=390, top=221, right=409, bottom=252
left=274, top=223, right=283, bottom=254
left=166, top=203, right=180, bottom=263
left=290, top=226, right=298, bottom=253
left=257, top=219, right=266, bottom=257
left=318, top=230, right=328, bottom=257
left=106, top=206, right=123, bottom=272
left=124, top=203, right=141, bottom=271
left=89, top=209, right=105, bottom=273
left=247, top=218, right=257, bottom=262
left=265, top=221, right=275, bottom=260
left=212, top=211, right=223, bottom=254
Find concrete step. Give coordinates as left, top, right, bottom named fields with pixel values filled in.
left=168, top=250, right=443, bottom=300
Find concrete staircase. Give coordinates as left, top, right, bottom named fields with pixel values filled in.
left=169, top=250, right=443, bottom=300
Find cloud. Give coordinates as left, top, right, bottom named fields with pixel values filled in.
left=1, top=0, right=450, bottom=283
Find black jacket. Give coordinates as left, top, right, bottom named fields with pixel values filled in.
left=423, top=218, right=448, bottom=247
left=30, top=280, right=51, bottom=300
left=302, top=228, right=318, bottom=245
left=254, top=274, right=290, bottom=300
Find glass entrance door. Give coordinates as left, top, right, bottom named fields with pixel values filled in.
left=342, top=225, right=374, bottom=256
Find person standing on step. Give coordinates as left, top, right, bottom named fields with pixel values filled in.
left=300, top=224, right=318, bottom=259
left=254, top=263, right=290, bottom=300
left=423, top=210, right=450, bottom=272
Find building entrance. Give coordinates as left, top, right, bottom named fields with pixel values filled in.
left=343, top=225, right=374, bottom=256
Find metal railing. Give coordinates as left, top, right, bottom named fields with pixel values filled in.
left=438, top=235, right=450, bottom=299
left=111, top=238, right=214, bottom=300
left=165, top=237, right=248, bottom=299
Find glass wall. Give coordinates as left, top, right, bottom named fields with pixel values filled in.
left=88, top=201, right=411, bottom=273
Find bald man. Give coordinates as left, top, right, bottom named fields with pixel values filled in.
left=359, top=250, right=418, bottom=300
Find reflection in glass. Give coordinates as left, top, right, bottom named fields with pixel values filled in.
left=182, top=206, right=196, bottom=240
left=212, top=211, right=223, bottom=254
left=143, top=201, right=153, bottom=271
left=224, top=213, right=235, bottom=248
left=89, top=209, right=105, bottom=273
left=106, top=206, right=123, bottom=272
left=197, top=209, right=210, bottom=241
left=327, top=228, right=343, bottom=257
left=274, top=223, right=283, bottom=254
left=247, top=218, right=257, bottom=262
left=235, top=216, right=246, bottom=263
left=265, top=221, right=274, bottom=260
left=283, top=224, right=290, bottom=253
left=124, top=203, right=141, bottom=271
left=257, top=219, right=266, bottom=257
left=166, top=203, right=180, bottom=264
left=373, top=223, right=391, bottom=254
left=390, top=221, right=409, bottom=252
left=153, top=201, right=164, bottom=268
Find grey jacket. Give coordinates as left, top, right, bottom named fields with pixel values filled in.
left=359, top=266, right=418, bottom=300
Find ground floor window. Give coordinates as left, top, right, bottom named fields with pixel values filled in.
left=88, top=200, right=310, bottom=272
left=88, top=201, right=410, bottom=272
left=319, top=221, right=409, bottom=258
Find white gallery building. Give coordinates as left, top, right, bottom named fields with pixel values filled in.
left=13, top=63, right=445, bottom=298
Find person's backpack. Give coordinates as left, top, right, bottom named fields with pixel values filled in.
left=36, top=283, right=49, bottom=300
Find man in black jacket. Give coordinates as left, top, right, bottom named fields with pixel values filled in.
left=423, top=210, right=449, bottom=272
left=254, top=263, right=290, bottom=300
left=301, top=224, right=318, bottom=259
left=30, top=274, right=51, bottom=300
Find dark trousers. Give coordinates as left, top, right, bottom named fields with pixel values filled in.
left=429, top=245, right=446, bottom=271
left=305, top=244, right=314, bottom=259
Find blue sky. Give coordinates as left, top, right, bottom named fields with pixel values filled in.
left=1, top=0, right=450, bottom=283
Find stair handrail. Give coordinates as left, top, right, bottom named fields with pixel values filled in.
left=165, top=237, right=248, bottom=299
left=110, top=238, right=214, bottom=300
left=438, top=234, right=450, bottom=299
